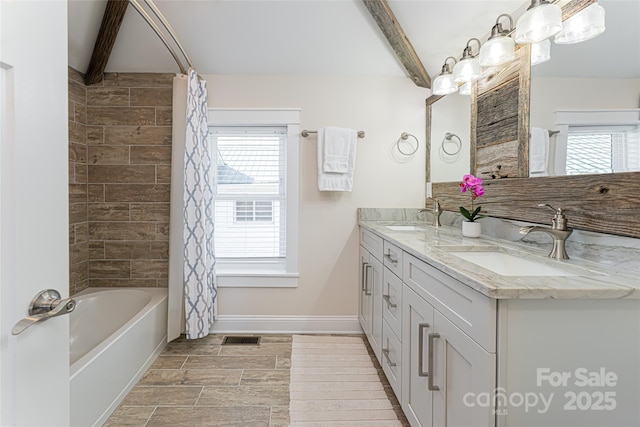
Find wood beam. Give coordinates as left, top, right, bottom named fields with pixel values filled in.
left=85, top=0, right=129, bottom=85
left=361, top=0, right=431, bottom=88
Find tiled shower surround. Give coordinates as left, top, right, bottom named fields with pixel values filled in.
left=68, top=69, right=174, bottom=294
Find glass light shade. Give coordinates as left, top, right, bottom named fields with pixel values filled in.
left=459, top=81, right=471, bottom=96
left=453, top=58, right=482, bottom=83
left=432, top=73, right=458, bottom=95
left=555, top=2, right=605, bottom=44
left=479, top=36, right=516, bottom=67
left=515, top=2, right=562, bottom=44
left=531, top=39, right=551, bottom=65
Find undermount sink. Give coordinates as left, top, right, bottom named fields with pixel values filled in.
left=386, top=225, right=426, bottom=231
left=447, top=249, right=576, bottom=277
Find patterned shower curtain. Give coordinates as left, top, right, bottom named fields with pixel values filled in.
left=182, top=69, right=216, bottom=339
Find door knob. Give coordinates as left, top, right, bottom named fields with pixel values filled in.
left=11, top=289, right=76, bottom=335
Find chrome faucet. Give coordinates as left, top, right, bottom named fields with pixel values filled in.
left=519, top=204, right=573, bottom=260
left=419, top=199, right=442, bottom=227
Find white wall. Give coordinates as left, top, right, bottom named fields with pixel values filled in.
left=530, top=77, right=640, bottom=130
left=430, top=94, right=471, bottom=182
left=203, top=74, right=428, bottom=316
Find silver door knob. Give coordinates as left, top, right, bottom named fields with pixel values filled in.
left=11, top=289, right=76, bottom=335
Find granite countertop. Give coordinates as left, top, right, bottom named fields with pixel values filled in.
left=359, top=220, right=640, bottom=299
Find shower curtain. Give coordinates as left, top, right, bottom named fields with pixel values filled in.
left=168, top=69, right=216, bottom=340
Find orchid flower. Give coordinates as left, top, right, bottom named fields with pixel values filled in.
left=459, top=174, right=485, bottom=222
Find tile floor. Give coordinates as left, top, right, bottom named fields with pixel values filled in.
left=105, top=334, right=409, bottom=427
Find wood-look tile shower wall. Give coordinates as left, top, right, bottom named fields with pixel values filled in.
left=69, top=70, right=174, bottom=294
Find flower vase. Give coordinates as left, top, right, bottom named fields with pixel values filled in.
left=462, top=221, right=481, bottom=238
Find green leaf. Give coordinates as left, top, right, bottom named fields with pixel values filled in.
left=459, top=206, right=472, bottom=221
left=471, top=206, right=482, bottom=219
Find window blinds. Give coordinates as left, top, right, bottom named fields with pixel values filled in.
left=211, top=126, right=287, bottom=259
left=566, top=125, right=640, bottom=175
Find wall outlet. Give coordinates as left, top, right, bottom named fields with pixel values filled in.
left=426, top=182, right=432, bottom=199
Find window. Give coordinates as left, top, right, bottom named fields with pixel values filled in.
left=566, top=126, right=640, bottom=175
left=209, top=109, right=300, bottom=287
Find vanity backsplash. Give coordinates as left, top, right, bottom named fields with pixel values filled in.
left=358, top=208, right=640, bottom=276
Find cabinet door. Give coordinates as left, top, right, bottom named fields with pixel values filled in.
left=358, top=246, right=372, bottom=337
left=383, top=266, right=403, bottom=338
left=402, top=286, right=435, bottom=427
left=432, top=310, right=496, bottom=427
left=382, top=320, right=402, bottom=400
left=369, top=254, right=384, bottom=362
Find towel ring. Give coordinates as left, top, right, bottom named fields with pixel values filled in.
left=396, top=132, right=419, bottom=156
left=441, top=132, right=462, bottom=156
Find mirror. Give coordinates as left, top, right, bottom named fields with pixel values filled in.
left=529, top=0, right=640, bottom=177
left=428, top=94, right=471, bottom=182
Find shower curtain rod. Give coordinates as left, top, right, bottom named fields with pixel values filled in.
left=128, top=0, right=192, bottom=75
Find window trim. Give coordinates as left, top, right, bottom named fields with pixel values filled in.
left=209, top=108, right=300, bottom=288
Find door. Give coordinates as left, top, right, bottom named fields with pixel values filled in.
left=369, top=254, right=383, bottom=361
left=0, top=1, right=70, bottom=425
left=358, top=245, right=372, bottom=337
left=432, top=310, right=496, bottom=427
left=402, top=286, right=435, bottom=427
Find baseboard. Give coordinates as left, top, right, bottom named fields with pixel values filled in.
left=209, top=315, right=362, bottom=334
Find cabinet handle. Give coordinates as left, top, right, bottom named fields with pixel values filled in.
left=364, top=265, right=372, bottom=296
left=382, top=294, right=397, bottom=308
left=428, top=333, right=440, bottom=391
left=418, top=323, right=430, bottom=377
left=361, top=262, right=369, bottom=292
left=384, top=252, right=398, bottom=264
left=382, top=338, right=397, bottom=367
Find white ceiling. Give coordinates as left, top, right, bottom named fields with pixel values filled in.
left=67, top=0, right=639, bottom=84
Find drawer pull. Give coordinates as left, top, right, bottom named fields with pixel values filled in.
left=364, top=265, right=372, bottom=296
left=361, top=262, right=369, bottom=292
left=428, top=333, right=441, bottom=391
left=384, top=252, right=398, bottom=264
left=382, top=338, right=397, bottom=367
left=382, top=294, right=397, bottom=308
left=418, top=323, right=430, bottom=377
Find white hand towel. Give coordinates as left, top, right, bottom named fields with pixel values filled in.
left=317, top=127, right=358, bottom=191
left=530, top=127, right=550, bottom=176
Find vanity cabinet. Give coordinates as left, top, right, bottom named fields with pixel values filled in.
left=359, top=232, right=383, bottom=362
left=402, top=258, right=496, bottom=427
left=359, top=224, right=640, bottom=427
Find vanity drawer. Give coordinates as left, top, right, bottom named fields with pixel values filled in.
left=382, top=319, right=402, bottom=400
left=383, top=240, right=403, bottom=279
left=403, top=253, right=496, bottom=353
left=360, top=228, right=383, bottom=261
left=383, top=267, right=402, bottom=338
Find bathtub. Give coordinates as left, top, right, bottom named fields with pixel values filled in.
left=69, top=287, right=168, bottom=427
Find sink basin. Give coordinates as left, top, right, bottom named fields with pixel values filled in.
left=447, top=250, right=576, bottom=277
left=386, top=225, right=426, bottom=232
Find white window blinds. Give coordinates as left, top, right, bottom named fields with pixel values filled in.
left=211, top=126, right=287, bottom=260
left=566, top=125, right=640, bottom=175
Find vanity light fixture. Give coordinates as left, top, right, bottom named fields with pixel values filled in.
left=459, top=81, right=472, bottom=96
left=555, top=1, right=605, bottom=44
left=432, top=56, right=459, bottom=95
left=515, top=0, right=562, bottom=44
left=531, top=39, right=551, bottom=65
left=479, top=14, right=516, bottom=67
left=453, top=38, right=482, bottom=83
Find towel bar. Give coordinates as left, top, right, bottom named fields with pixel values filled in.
left=301, top=130, right=365, bottom=138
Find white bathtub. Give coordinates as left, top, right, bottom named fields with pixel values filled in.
left=70, top=287, right=168, bottom=427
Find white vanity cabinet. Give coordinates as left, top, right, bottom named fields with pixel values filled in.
left=402, top=255, right=496, bottom=427
left=359, top=229, right=384, bottom=361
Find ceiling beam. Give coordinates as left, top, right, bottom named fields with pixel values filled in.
left=361, top=0, right=431, bottom=89
left=85, top=0, right=129, bottom=85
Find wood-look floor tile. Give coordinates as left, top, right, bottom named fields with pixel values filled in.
left=197, top=385, right=289, bottom=406
left=241, top=370, right=291, bottom=386
left=139, top=369, right=242, bottom=386
left=218, top=343, right=291, bottom=357
left=147, top=406, right=270, bottom=427
left=162, top=341, right=221, bottom=356
left=269, top=405, right=290, bottom=427
left=103, top=406, right=155, bottom=426
left=150, top=355, right=187, bottom=369
left=276, top=355, right=291, bottom=369
left=121, top=386, right=202, bottom=406
left=184, top=355, right=276, bottom=370
left=259, top=335, right=292, bottom=343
